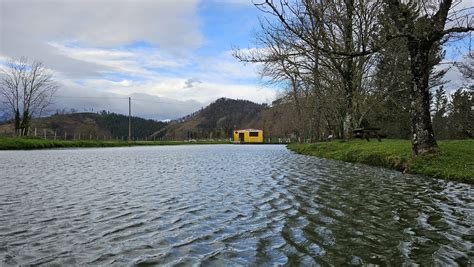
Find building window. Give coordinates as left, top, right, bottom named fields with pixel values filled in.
left=249, top=132, right=259, bottom=137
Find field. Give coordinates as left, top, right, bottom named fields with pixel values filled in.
left=288, top=139, right=474, bottom=183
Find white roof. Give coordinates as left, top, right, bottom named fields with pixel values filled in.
left=235, top=129, right=262, bottom=132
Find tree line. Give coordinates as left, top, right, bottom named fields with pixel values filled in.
left=234, top=0, right=473, bottom=156
left=94, top=111, right=167, bottom=138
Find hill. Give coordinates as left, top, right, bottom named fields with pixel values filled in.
left=156, top=98, right=268, bottom=139
left=0, top=111, right=167, bottom=139
left=0, top=98, right=297, bottom=141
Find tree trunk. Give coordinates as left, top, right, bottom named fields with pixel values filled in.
left=343, top=93, right=354, bottom=140
left=409, top=44, right=439, bottom=156
left=20, top=110, right=30, bottom=136
left=343, top=71, right=354, bottom=140
left=14, top=110, right=21, bottom=136
left=290, top=79, right=305, bottom=143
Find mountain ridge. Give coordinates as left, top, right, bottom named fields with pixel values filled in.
left=155, top=97, right=268, bottom=139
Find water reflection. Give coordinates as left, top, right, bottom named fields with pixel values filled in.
left=0, top=145, right=472, bottom=265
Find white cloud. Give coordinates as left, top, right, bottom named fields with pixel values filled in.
left=47, top=42, right=188, bottom=78
left=54, top=80, right=204, bottom=121
left=49, top=75, right=275, bottom=120
left=0, top=0, right=277, bottom=120
left=77, top=75, right=275, bottom=104
left=0, top=0, right=202, bottom=77
left=1, top=0, right=202, bottom=47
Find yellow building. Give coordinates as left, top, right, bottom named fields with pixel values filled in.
left=233, top=129, right=264, bottom=143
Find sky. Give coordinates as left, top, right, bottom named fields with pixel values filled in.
left=0, top=0, right=276, bottom=120
left=0, top=0, right=472, bottom=120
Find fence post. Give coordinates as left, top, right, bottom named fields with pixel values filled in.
left=44, top=129, right=46, bottom=140
left=65, top=132, right=67, bottom=140
left=54, top=131, right=57, bottom=140
left=90, top=134, right=92, bottom=140
left=35, top=128, right=37, bottom=137
left=78, top=133, right=81, bottom=140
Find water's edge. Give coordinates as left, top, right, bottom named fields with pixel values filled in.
left=287, top=143, right=473, bottom=184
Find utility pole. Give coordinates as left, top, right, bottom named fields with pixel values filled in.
left=128, top=97, right=131, bottom=141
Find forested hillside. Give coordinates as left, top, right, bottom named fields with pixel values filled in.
left=0, top=111, right=168, bottom=139
left=156, top=98, right=267, bottom=139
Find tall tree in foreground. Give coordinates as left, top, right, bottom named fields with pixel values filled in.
left=314, top=0, right=381, bottom=139
left=0, top=58, right=58, bottom=135
left=383, top=0, right=473, bottom=155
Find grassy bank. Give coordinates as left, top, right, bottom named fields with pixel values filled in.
left=0, top=136, right=229, bottom=150
left=288, top=139, right=473, bottom=183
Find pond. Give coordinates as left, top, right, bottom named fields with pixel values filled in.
left=0, top=145, right=472, bottom=265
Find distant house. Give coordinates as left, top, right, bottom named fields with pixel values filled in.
left=233, top=129, right=263, bottom=143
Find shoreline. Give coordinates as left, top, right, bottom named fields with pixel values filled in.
left=287, top=140, right=473, bottom=184
left=0, top=137, right=230, bottom=150
left=0, top=137, right=289, bottom=150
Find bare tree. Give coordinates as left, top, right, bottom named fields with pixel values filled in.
left=234, top=0, right=382, bottom=140
left=0, top=58, right=58, bottom=135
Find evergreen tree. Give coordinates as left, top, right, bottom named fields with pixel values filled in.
left=448, top=89, right=473, bottom=138
left=431, top=86, right=449, bottom=139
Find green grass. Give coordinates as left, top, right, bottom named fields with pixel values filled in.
left=0, top=136, right=229, bottom=150
left=288, top=139, right=474, bottom=184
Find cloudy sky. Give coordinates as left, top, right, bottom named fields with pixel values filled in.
left=0, top=0, right=277, bottom=120
left=0, top=0, right=471, bottom=120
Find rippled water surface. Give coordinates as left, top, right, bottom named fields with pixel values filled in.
left=0, top=145, right=473, bottom=265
